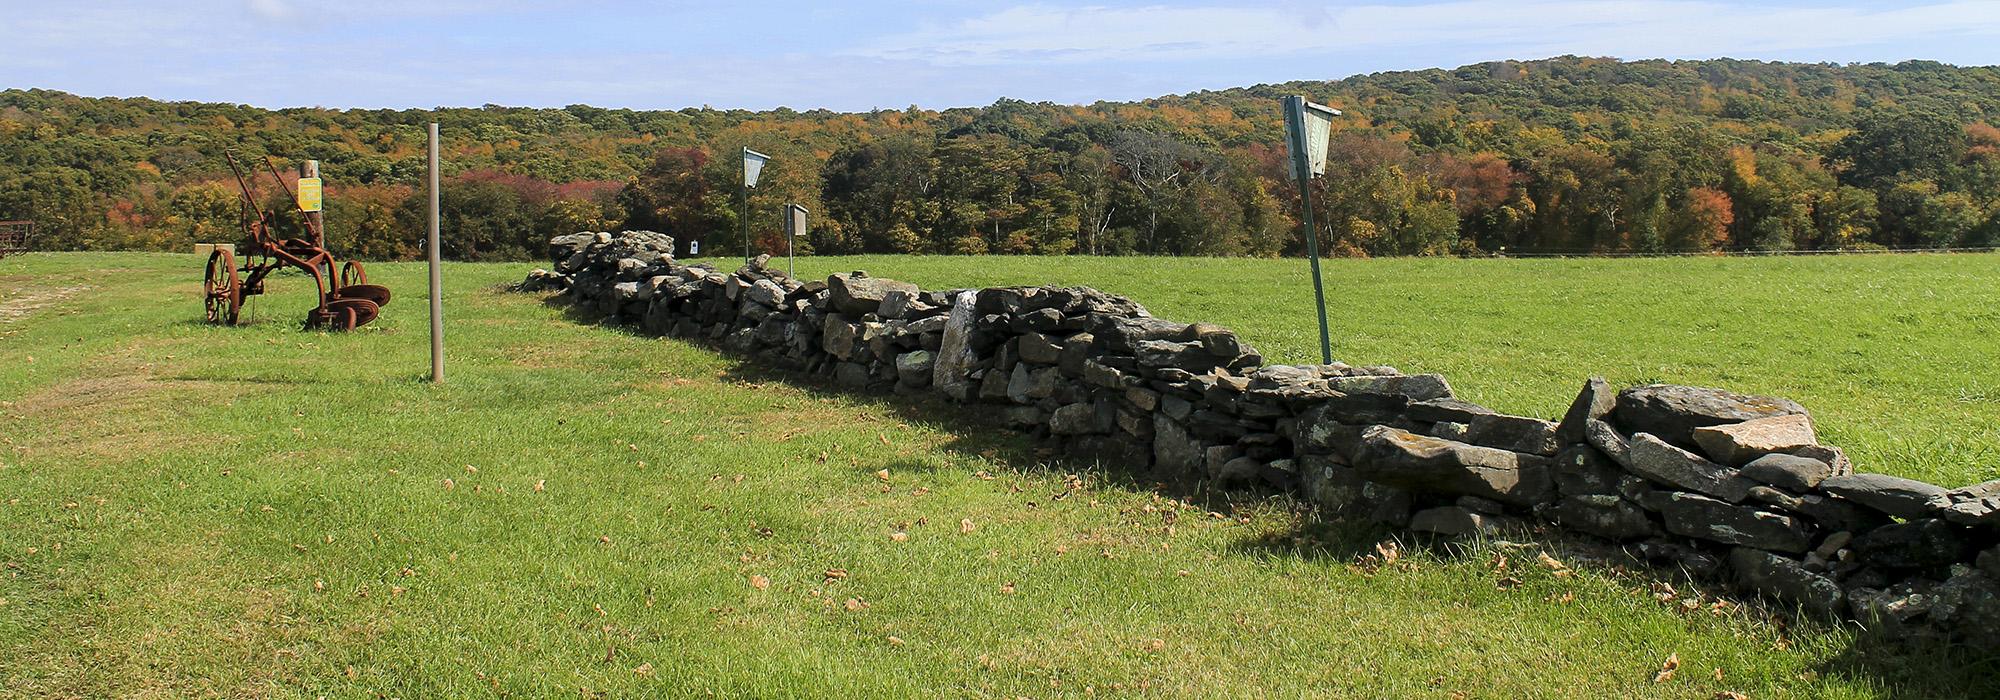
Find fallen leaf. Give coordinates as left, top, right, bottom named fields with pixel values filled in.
left=1144, top=638, right=1165, bottom=652
left=886, top=635, right=905, bottom=646
left=749, top=575, right=771, bottom=590
left=634, top=663, right=655, bottom=676
left=823, top=568, right=849, bottom=581
left=1000, top=582, right=1017, bottom=595
left=464, top=465, right=478, bottom=474
left=533, top=479, right=546, bottom=492
left=1654, top=652, right=1680, bottom=683
left=844, top=597, right=869, bottom=611
left=889, top=532, right=909, bottom=542
left=960, top=518, right=976, bottom=534
left=875, top=469, right=891, bottom=482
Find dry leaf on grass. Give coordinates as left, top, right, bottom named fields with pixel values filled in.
left=533, top=479, right=545, bottom=492
left=749, top=575, right=771, bottom=590
left=889, top=532, right=909, bottom=542
left=886, top=635, right=905, bottom=646
left=823, top=568, right=849, bottom=581
left=844, top=598, right=869, bottom=611
left=960, top=518, right=976, bottom=534
left=875, top=469, right=891, bottom=482
left=634, top=663, right=655, bottom=676
left=1000, top=582, right=1016, bottom=595
left=1654, top=652, right=1680, bottom=683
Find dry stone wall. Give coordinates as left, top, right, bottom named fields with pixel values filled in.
left=521, top=230, right=2000, bottom=648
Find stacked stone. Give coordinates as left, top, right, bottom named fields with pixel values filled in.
left=522, top=230, right=1999, bottom=648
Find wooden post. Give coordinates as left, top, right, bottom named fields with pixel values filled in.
left=299, top=159, right=323, bottom=246
left=427, top=123, right=444, bottom=384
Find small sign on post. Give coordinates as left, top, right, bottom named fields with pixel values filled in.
left=783, top=203, right=807, bottom=277
left=296, top=176, right=323, bottom=212
left=689, top=240, right=700, bottom=257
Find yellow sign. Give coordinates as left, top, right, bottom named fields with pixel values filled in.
left=296, top=177, right=323, bottom=212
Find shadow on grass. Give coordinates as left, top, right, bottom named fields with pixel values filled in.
left=538, top=291, right=1999, bottom=699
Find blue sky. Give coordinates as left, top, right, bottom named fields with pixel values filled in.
left=4, top=1, right=1998, bottom=112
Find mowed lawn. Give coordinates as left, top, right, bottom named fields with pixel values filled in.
left=0, top=252, right=1994, bottom=698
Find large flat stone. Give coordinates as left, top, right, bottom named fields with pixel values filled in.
left=1626, top=433, right=1755, bottom=502
left=1614, top=384, right=1807, bottom=449
left=1729, top=548, right=1845, bottom=617
left=1351, top=426, right=1553, bottom=506
left=1819, top=473, right=1950, bottom=520
left=1324, top=374, right=1454, bottom=402
left=1692, top=414, right=1818, bottom=466
left=828, top=272, right=919, bottom=316
left=1660, top=492, right=1812, bottom=553
left=1741, top=453, right=1836, bottom=492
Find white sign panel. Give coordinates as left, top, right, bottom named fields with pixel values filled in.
left=743, top=147, right=771, bottom=188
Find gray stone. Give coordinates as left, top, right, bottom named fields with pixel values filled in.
left=1742, top=453, right=1836, bottom=492
left=1940, top=479, right=2000, bottom=526
left=1214, top=456, right=1263, bottom=484
left=1626, top=433, right=1755, bottom=502
left=1204, top=445, right=1241, bottom=477
left=1819, top=473, right=1949, bottom=520
left=930, top=290, right=981, bottom=400
left=1410, top=506, right=1513, bottom=537
left=833, top=362, right=872, bottom=388
left=1584, top=419, right=1631, bottom=468
left=1729, top=548, right=1846, bottom=617
left=1002, top=406, right=1045, bottom=428
left=1555, top=377, right=1616, bottom=445
left=1466, top=414, right=1561, bottom=456
left=875, top=290, right=926, bottom=320
left=1006, top=364, right=1062, bottom=403
left=1853, top=518, right=1971, bottom=569
left=1660, top=492, right=1812, bottom=552
left=1428, top=421, right=1471, bottom=441
left=1979, top=546, right=2000, bottom=579
left=746, top=278, right=786, bottom=308
left=1298, top=455, right=1365, bottom=514
left=1351, top=426, right=1554, bottom=506
left=1407, top=398, right=1493, bottom=424
left=828, top=272, right=919, bottom=316
left=1135, top=340, right=1218, bottom=372
left=1550, top=494, right=1656, bottom=540
left=1124, top=387, right=1159, bottom=412
left=1613, top=384, right=1808, bottom=449
left=1692, top=414, right=1818, bottom=466
left=1553, top=444, right=1622, bottom=497
left=891, top=351, right=933, bottom=387
left=1324, top=374, right=1454, bottom=402
left=821, top=315, right=861, bottom=360
left=1017, top=332, right=1064, bottom=365
left=1930, top=572, right=2000, bottom=647
left=1153, top=414, right=1202, bottom=474
left=1049, top=403, right=1108, bottom=435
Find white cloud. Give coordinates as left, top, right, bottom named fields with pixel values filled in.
left=247, top=0, right=293, bottom=20
left=858, top=1, right=2000, bottom=65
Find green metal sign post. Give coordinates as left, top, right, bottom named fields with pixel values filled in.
left=1282, top=95, right=1341, bottom=365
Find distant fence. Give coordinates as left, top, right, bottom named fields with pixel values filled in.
left=1492, top=245, right=2000, bottom=259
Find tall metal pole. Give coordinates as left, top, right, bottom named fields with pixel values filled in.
left=1284, top=96, right=1334, bottom=365
left=427, top=123, right=445, bottom=384
left=741, top=182, right=751, bottom=262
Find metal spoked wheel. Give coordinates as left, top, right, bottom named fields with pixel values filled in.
left=204, top=248, right=242, bottom=325
left=341, top=260, right=367, bottom=286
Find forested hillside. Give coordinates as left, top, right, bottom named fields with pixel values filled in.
left=3, top=56, right=1997, bottom=260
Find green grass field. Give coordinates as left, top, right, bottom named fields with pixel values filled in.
left=2, top=252, right=1997, bottom=698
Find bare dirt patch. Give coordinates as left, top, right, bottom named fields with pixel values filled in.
left=0, top=282, right=92, bottom=324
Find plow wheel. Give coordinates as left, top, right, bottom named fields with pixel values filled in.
left=307, top=298, right=381, bottom=331
left=340, top=260, right=368, bottom=286
left=336, top=261, right=392, bottom=308
left=204, top=248, right=242, bottom=325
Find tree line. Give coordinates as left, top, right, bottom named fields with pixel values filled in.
left=3, top=56, right=1998, bottom=260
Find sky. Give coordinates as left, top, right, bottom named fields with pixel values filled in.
left=4, top=1, right=1998, bottom=112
